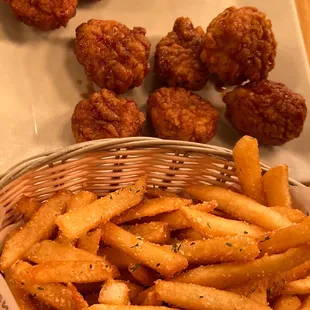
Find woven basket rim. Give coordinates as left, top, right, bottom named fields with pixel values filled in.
left=0, top=137, right=305, bottom=188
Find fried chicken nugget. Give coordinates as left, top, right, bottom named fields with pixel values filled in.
left=72, top=89, right=145, bottom=142
left=6, top=0, right=77, bottom=30
left=75, top=19, right=151, bottom=94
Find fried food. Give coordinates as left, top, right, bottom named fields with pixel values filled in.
left=147, top=87, right=219, bottom=142
left=6, top=0, right=77, bottom=30
left=71, top=89, right=145, bottom=142
left=201, top=6, right=277, bottom=84
left=155, top=17, right=208, bottom=90
left=75, top=19, right=151, bottom=94
left=224, top=80, right=307, bottom=145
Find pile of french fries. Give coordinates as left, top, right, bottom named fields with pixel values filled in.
left=1, top=135, right=310, bottom=310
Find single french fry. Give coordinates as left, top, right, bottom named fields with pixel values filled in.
left=5, top=267, right=34, bottom=310
left=99, top=279, right=130, bottom=305
left=300, top=294, right=310, bottom=309
left=132, top=287, right=155, bottom=305
left=270, top=206, right=306, bottom=223
left=158, top=201, right=217, bottom=230
left=141, top=289, right=162, bottom=306
left=67, top=282, right=89, bottom=309
left=145, top=188, right=179, bottom=198
left=177, top=228, right=204, bottom=241
left=184, top=185, right=292, bottom=230
left=173, top=245, right=310, bottom=289
left=56, top=177, right=146, bottom=239
left=233, top=135, right=266, bottom=205
left=9, top=261, right=78, bottom=310
left=165, top=237, right=259, bottom=264
left=180, top=206, right=265, bottom=238
left=14, top=195, right=40, bottom=222
left=123, top=222, right=170, bottom=245
left=25, top=240, right=111, bottom=266
left=128, top=263, right=159, bottom=287
left=228, top=278, right=269, bottom=306
left=263, top=165, right=292, bottom=208
left=98, top=247, right=137, bottom=269
left=88, top=305, right=174, bottom=310
left=77, top=228, right=102, bottom=254
left=101, top=222, right=188, bottom=278
left=154, top=281, right=270, bottom=310
left=113, top=197, right=192, bottom=225
left=281, top=277, right=310, bottom=295
left=119, top=281, right=144, bottom=302
left=258, top=217, right=310, bottom=255
left=0, top=190, right=73, bottom=271
left=272, top=295, right=301, bottom=310
left=21, top=260, right=119, bottom=283
left=56, top=191, right=98, bottom=243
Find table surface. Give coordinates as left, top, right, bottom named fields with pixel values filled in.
left=296, top=0, right=310, bottom=63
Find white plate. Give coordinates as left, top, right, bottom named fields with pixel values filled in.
left=0, top=0, right=309, bottom=182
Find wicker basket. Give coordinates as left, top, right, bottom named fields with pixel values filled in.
left=0, top=137, right=305, bottom=235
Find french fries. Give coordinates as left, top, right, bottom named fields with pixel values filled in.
left=180, top=206, right=265, bottom=238
left=154, top=281, right=270, bottom=310
left=258, top=217, right=310, bottom=255
left=123, top=222, right=170, bottom=244
left=101, top=222, right=188, bottom=278
left=272, top=295, right=301, bottom=310
left=0, top=190, right=72, bottom=271
left=21, top=260, right=119, bottom=283
left=270, top=206, right=306, bottom=223
left=99, top=279, right=130, bottom=305
left=88, top=305, right=175, bottom=310
left=263, top=165, right=292, bottom=208
left=67, top=282, right=89, bottom=309
left=158, top=201, right=217, bottom=230
left=113, top=197, right=192, bottom=225
left=56, top=177, right=146, bottom=239
left=128, top=263, right=159, bottom=286
left=98, top=247, right=136, bottom=268
left=14, top=195, right=40, bottom=222
left=233, top=135, right=266, bottom=205
left=140, top=288, right=162, bottom=306
left=77, top=228, right=102, bottom=254
left=165, top=237, right=259, bottom=264
left=184, top=185, right=292, bottom=230
left=120, top=281, right=144, bottom=302
left=173, top=245, right=310, bottom=289
left=177, top=228, right=203, bottom=241
left=281, top=277, right=310, bottom=295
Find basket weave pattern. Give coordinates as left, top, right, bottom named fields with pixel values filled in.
left=0, top=137, right=303, bottom=232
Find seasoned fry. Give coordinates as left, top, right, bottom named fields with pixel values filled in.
left=184, top=185, right=292, bottom=230
left=77, top=228, right=102, bottom=254
left=98, top=247, right=137, bottom=268
left=25, top=240, right=110, bottom=265
left=132, top=287, right=156, bottom=305
left=88, top=305, right=174, bottom=310
left=123, top=222, right=170, bottom=244
left=154, top=281, right=270, bottom=310
left=272, top=295, right=301, bottom=310
left=263, top=165, right=292, bottom=208
left=9, top=261, right=78, bottom=310
left=141, top=289, right=162, bottom=306
left=99, top=279, right=130, bottom=305
left=113, top=197, right=192, bottom=225
left=233, top=135, right=266, bottom=205
left=146, top=188, right=179, bottom=198
left=21, top=260, right=119, bottom=283
left=281, top=277, right=310, bottom=295
left=14, top=195, right=40, bottom=222
left=101, top=222, right=188, bottom=278
left=119, top=281, right=144, bottom=302
left=128, top=263, right=159, bottom=286
left=258, top=217, right=310, bottom=255
left=173, top=245, right=310, bottom=289
left=67, top=282, right=89, bottom=309
left=5, top=267, right=34, bottom=310
left=228, top=278, right=269, bottom=306
left=177, top=228, right=204, bottom=241
left=56, top=177, right=146, bottom=239
left=270, top=206, right=306, bottom=223
left=165, top=237, right=259, bottom=264
left=180, top=206, right=265, bottom=238
left=159, top=201, right=217, bottom=230
left=0, top=190, right=73, bottom=271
